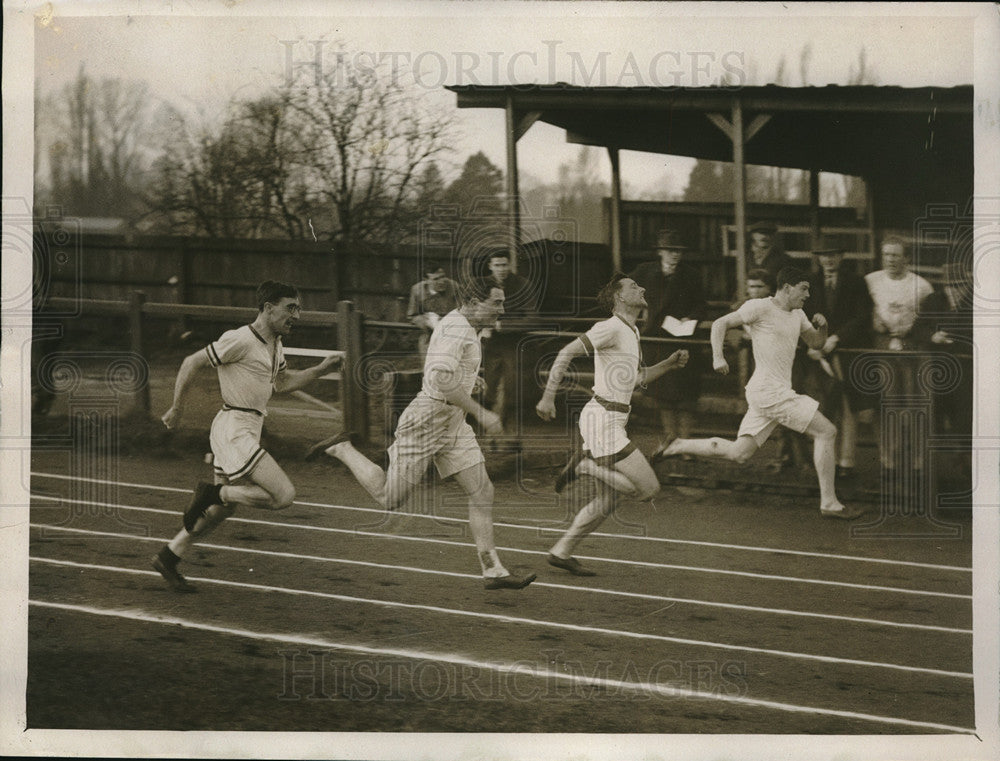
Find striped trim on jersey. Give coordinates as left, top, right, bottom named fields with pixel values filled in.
left=205, top=343, right=222, bottom=367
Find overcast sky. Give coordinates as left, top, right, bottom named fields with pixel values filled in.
left=28, top=2, right=979, bottom=198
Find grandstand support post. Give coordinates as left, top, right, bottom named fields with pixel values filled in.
left=865, top=176, right=878, bottom=260
left=504, top=95, right=521, bottom=271
left=809, top=169, right=821, bottom=248
left=338, top=300, right=369, bottom=443
left=128, top=290, right=151, bottom=415
left=608, top=145, right=623, bottom=274
left=731, top=97, right=748, bottom=302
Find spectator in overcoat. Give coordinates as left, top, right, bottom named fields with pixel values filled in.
left=630, top=228, right=707, bottom=456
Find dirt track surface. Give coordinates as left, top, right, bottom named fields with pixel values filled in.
left=27, top=439, right=974, bottom=735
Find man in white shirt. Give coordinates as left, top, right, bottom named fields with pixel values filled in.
left=865, top=238, right=935, bottom=351
left=309, top=279, right=536, bottom=590
left=154, top=281, right=341, bottom=591
left=864, top=237, right=937, bottom=488
left=536, top=274, right=689, bottom=575
left=661, top=267, right=861, bottom=520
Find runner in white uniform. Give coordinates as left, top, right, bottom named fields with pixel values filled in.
left=153, top=281, right=340, bottom=591
left=308, top=279, right=536, bottom=590
left=661, top=266, right=861, bottom=520
left=536, top=274, right=689, bottom=575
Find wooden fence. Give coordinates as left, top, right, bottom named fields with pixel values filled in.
left=44, top=295, right=371, bottom=441
left=37, top=230, right=763, bottom=322
left=41, top=291, right=971, bottom=453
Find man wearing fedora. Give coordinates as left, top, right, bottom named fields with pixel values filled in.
left=801, top=245, right=874, bottom=484
left=629, top=228, right=706, bottom=455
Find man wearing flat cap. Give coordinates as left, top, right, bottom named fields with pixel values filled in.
left=629, top=228, right=706, bottom=454
left=801, top=245, right=873, bottom=482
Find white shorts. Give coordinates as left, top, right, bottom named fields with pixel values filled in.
left=209, top=408, right=267, bottom=482
left=387, top=395, right=484, bottom=484
left=578, top=398, right=632, bottom=460
left=737, top=391, right=819, bottom=446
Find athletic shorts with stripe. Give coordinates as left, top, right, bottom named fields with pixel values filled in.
left=209, top=408, right=267, bottom=483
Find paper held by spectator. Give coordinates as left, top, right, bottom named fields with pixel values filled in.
left=662, top=316, right=698, bottom=336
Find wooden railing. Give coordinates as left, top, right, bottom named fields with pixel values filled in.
left=44, top=294, right=369, bottom=441
left=40, top=294, right=971, bottom=446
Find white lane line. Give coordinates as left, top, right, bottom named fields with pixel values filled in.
left=27, top=599, right=976, bottom=734
left=29, top=522, right=973, bottom=635
left=30, top=555, right=973, bottom=680
left=29, top=495, right=972, bottom=600
left=30, top=470, right=972, bottom=573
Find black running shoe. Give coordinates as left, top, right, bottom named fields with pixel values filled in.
left=152, top=550, right=197, bottom=593
left=484, top=573, right=537, bottom=590
left=305, top=431, right=358, bottom=462
left=649, top=437, right=679, bottom=464
left=547, top=553, right=597, bottom=576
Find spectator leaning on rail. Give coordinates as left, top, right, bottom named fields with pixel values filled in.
left=628, top=228, right=707, bottom=459
left=800, top=245, right=874, bottom=485
left=864, top=236, right=938, bottom=503
left=406, top=262, right=459, bottom=361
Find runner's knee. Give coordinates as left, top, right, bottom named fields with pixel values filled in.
left=270, top=483, right=296, bottom=510
left=812, top=416, right=837, bottom=441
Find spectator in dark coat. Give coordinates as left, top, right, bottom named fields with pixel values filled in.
left=800, top=247, right=874, bottom=481
left=629, top=228, right=706, bottom=455
left=927, top=261, right=974, bottom=481
left=475, top=251, right=539, bottom=438
left=745, top=221, right=794, bottom=287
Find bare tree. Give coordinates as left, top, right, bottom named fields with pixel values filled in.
left=144, top=49, right=455, bottom=244
left=36, top=66, right=154, bottom=220
left=282, top=51, right=455, bottom=247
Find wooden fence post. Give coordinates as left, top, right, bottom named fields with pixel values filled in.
left=128, top=290, right=151, bottom=415
left=338, top=300, right=369, bottom=442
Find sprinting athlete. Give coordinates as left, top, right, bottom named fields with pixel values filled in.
left=536, top=273, right=689, bottom=575
left=660, top=266, right=861, bottom=520
left=154, top=280, right=340, bottom=591
left=307, top=278, right=536, bottom=590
